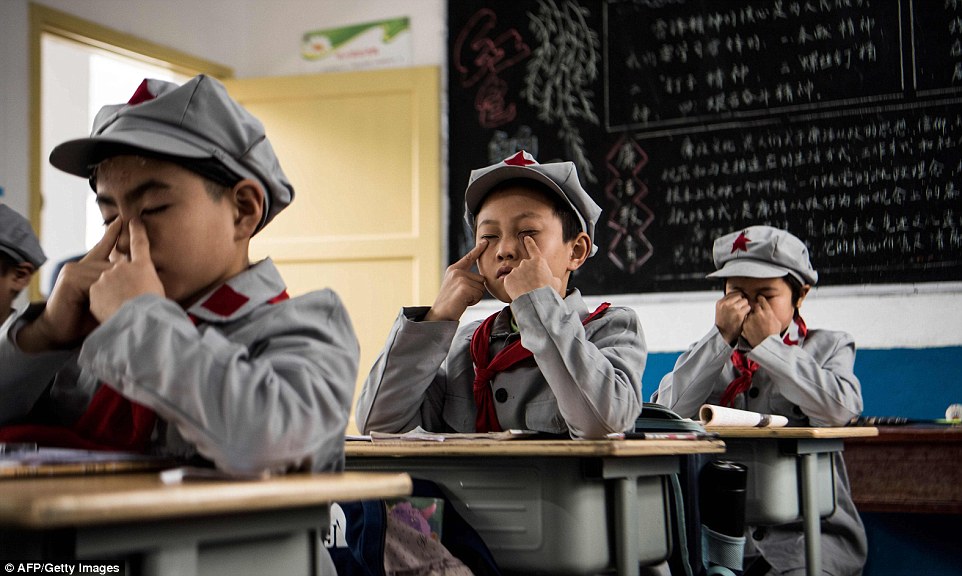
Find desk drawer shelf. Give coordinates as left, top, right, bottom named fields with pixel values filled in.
left=721, top=439, right=836, bottom=525
left=347, top=456, right=671, bottom=575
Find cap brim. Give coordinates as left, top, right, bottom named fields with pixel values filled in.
left=50, top=130, right=212, bottom=178
left=49, top=129, right=281, bottom=234
left=707, top=259, right=800, bottom=282
left=0, top=245, right=25, bottom=265
left=0, top=245, right=42, bottom=268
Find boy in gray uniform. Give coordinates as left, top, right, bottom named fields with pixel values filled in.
left=356, top=150, right=646, bottom=438
left=0, top=75, right=359, bottom=476
left=0, top=204, right=46, bottom=326
left=652, top=225, right=867, bottom=576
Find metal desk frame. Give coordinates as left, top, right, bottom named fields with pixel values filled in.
left=0, top=471, right=412, bottom=576
left=346, top=438, right=724, bottom=576
left=709, top=427, right=876, bottom=576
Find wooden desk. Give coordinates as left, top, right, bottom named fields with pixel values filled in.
left=0, top=471, right=412, bottom=576
left=346, top=438, right=725, bottom=576
left=843, top=426, right=962, bottom=514
left=705, top=427, right=878, bottom=576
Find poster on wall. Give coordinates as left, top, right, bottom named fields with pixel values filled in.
left=302, top=17, right=411, bottom=72
left=447, top=0, right=962, bottom=294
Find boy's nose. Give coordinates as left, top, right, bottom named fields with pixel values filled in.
left=497, top=237, right=518, bottom=260
left=112, top=219, right=131, bottom=260
left=497, top=236, right=530, bottom=260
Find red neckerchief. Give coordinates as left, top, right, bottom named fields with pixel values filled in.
left=470, top=302, right=610, bottom=433
left=0, top=287, right=289, bottom=452
left=720, top=315, right=808, bottom=408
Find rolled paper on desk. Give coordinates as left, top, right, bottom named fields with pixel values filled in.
left=699, top=404, right=788, bottom=428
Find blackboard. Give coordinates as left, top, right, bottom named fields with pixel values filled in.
left=447, top=0, right=962, bottom=293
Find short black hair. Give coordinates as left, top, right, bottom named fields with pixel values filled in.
left=476, top=177, right=582, bottom=242
left=0, top=251, right=15, bottom=275
left=783, top=274, right=805, bottom=307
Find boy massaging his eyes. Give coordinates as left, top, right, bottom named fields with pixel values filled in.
left=0, top=75, right=359, bottom=475
left=652, top=225, right=867, bottom=576
left=0, top=204, right=46, bottom=326
left=356, top=151, right=646, bottom=438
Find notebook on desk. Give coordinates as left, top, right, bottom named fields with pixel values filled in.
left=0, top=445, right=176, bottom=478
left=348, top=426, right=542, bottom=442
left=634, top=402, right=706, bottom=433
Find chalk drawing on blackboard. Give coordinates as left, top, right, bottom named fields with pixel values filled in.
left=521, top=0, right=601, bottom=183
left=488, top=126, right=539, bottom=164
left=448, top=0, right=962, bottom=290
left=605, top=134, right=654, bottom=274
left=453, top=8, right=531, bottom=128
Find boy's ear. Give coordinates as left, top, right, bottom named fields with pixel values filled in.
left=795, top=284, right=812, bottom=308
left=232, top=179, right=265, bottom=239
left=567, top=232, right=592, bottom=271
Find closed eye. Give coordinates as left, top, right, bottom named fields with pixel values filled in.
left=141, top=205, right=169, bottom=217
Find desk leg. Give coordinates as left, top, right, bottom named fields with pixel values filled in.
left=800, top=452, right=821, bottom=576
left=142, top=543, right=199, bottom=576
left=615, top=477, right=640, bottom=576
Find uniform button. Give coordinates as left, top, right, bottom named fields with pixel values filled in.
left=748, top=387, right=760, bottom=398
left=494, top=388, right=508, bottom=403
left=753, top=528, right=766, bottom=541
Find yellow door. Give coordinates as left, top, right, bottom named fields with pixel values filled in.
left=224, top=67, right=441, bottom=434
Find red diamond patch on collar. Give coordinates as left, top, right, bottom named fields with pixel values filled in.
left=201, top=284, right=250, bottom=317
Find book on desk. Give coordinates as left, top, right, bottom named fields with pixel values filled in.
left=0, top=444, right=176, bottom=478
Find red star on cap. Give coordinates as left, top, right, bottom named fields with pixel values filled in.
left=731, top=232, right=750, bottom=253
left=126, top=79, right=156, bottom=105
left=503, top=151, right=536, bottom=166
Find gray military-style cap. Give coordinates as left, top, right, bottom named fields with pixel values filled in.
left=707, top=225, right=819, bottom=285
left=463, top=150, right=602, bottom=257
left=48, top=74, right=293, bottom=233
left=0, top=204, right=46, bottom=269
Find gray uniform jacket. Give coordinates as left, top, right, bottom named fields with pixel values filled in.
left=0, top=258, right=358, bottom=475
left=356, top=286, right=647, bottom=438
left=652, top=325, right=867, bottom=576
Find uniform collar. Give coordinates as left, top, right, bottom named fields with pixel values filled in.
left=186, top=258, right=287, bottom=324
left=491, top=288, right=588, bottom=336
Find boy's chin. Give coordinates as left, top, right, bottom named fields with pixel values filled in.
left=487, top=290, right=511, bottom=304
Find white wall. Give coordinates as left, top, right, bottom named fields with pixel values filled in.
left=1, top=0, right=958, bottom=352
left=0, top=1, right=32, bottom=219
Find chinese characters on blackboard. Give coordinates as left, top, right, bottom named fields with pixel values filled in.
left=448, top=0, right=962, bottom=293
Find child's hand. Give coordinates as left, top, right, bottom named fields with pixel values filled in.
left=715, top=291, right=750, bottom=345
left=503, top=236, right=561, bottom=300
left=89, top=218, right=165, bottom=323
left=18, top=219, right=122, bottom=351
left=742, top=295, right=783, bottom=347
left=424, top=240, right=487, bottom=321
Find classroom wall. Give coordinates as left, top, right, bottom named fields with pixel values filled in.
left=1, top=0, right=959, bottom=415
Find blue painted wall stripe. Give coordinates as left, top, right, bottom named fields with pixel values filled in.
left=644, top=347, right=962, bottom=420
